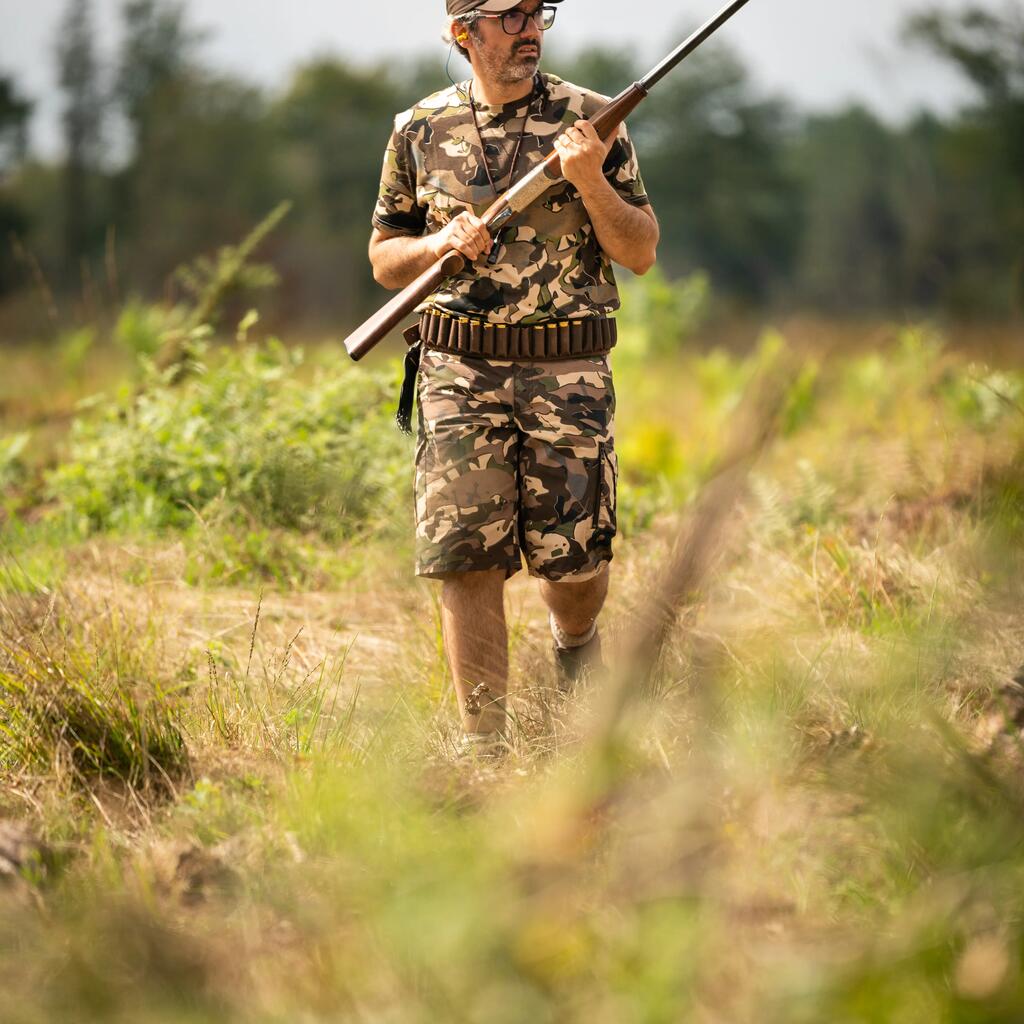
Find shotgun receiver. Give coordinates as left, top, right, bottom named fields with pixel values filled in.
left=344, top=0, right=755, bottom=361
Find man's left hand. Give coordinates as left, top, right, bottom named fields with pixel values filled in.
left=553, top=120, right=616, bottom=194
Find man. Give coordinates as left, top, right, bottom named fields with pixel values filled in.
left=369, top=0, right=659, bottom=755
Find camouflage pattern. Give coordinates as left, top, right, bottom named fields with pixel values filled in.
left=373, top=72, right=650, bottom=325
left=414, top=348, right=617, bottom=580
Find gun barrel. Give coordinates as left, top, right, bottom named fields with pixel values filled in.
left=641, top=0, right=756, bottom=91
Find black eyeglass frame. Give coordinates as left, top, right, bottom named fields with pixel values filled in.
left=475, top=5, right=558, bottom=35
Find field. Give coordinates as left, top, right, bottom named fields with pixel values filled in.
left=1, top=289, right=1023, bottom=1022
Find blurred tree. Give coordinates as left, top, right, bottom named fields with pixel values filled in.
left=6, top=13, right=1024, bottom=325
left=274, top=59, right=404, bottom=319
left=905, top=3, right=1024, bottom=314
left=114, top=0, right=200, bottom=156
left=0, top=74, right=33, bottom=296
left=560, top=44, right=803, bottom=303
left=791, top=107, right=904, bottom=312
left=554, top=49, right=640, bottom=100
left=0, top=76, right=32, bottom=176
left=56, top=0, right=104, bottom=282
left=110, top=1, right=281, bottom=293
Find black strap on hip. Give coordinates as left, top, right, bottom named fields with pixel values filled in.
left=396, top=324, right=422, bottom=435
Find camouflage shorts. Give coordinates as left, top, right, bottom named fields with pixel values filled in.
left=414, top=348, right=617, bottom=581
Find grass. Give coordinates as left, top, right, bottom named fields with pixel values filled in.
left=0, top=315, right=1021, bottom=1022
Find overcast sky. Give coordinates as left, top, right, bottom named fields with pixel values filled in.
left=2, top=0, right=992, bottom=157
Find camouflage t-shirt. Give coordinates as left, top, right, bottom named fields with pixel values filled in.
left=372, top=72, right=650, bottom=325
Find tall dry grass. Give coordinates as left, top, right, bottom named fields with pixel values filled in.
left=0, top=321, right=1021, bottom=1022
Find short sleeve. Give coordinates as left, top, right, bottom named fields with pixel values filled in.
left=602, top=123, right=650, bottom=208
left=372, top=118, right=427, bottom=236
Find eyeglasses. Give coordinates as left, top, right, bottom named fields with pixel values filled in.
left=477, top=5, right=557, bottom=35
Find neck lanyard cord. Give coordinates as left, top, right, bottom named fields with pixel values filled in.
left=468, top=77, right=536, bottom=197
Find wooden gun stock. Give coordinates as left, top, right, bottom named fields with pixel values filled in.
left=346, top=251, right=466, bottom=362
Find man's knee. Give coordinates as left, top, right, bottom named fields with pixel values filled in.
left=544, top=565, right=611, bottom=600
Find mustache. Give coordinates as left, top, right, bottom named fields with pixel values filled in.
left=513, top=40, right=541, bottom=53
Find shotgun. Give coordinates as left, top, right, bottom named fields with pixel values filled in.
left=345, top=0, right=755, bottom=361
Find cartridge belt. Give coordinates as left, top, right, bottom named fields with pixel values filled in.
left=417, top=308, right=616, bottom=362
left=395, top=309, right=616, bottom=433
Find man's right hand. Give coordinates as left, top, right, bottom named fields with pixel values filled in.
left=430, top=211, right=493, bottom=263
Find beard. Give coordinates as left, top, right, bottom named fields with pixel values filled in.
left=476, top=38, right=542, bottom=84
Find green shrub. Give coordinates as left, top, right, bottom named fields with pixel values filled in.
left=619, top=266, right=711, bottom=356
left=0, top=432, right=29, bottom=495
left=942, top=365, right=1024, bottom=430
left=114, top=299, right=176, bottom=359
left=47, top=341, right=408, bottom=538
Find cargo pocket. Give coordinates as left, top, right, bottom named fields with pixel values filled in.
left=589, top=441, right=618, bottom=543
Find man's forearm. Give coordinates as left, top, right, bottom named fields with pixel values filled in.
left=370, top=211, right=494, bottom=290
left=369, top=233, right=440, bottom=290
left=576, top=177, right=659, bottom=276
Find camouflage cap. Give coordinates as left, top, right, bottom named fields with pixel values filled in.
left=447, top=0, right=564, bottom=17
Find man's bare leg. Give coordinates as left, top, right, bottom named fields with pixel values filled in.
left=439, top=568, right=508, bottom=736
left=538, top=566, right=610, bottom=639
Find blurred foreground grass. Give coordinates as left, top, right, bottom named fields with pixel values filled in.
left=0, top=312, right=1022, bottom=1023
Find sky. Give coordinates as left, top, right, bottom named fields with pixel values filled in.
left=1, top=0, right=992, bottom=158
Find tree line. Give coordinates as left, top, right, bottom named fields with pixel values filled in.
left=0, top=0, right=1022, bottom=328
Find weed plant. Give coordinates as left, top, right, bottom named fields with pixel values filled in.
left=47, top=339, right=406, bottom=538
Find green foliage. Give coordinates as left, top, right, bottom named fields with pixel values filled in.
left=0, top=432, right=29, bottom=494
left=0, top=521, right=69, bottom=595
left=780, top=358, right=820, bottom=437
left=114, top=297, right=170, bottom=357
left=792, top=107, right=904, bottom=310
left=942, top=365, right=1024, bottom=429
left=173, top=200, right=290, bottom=334
left=47, top=339, right=407, bottom=538
left=112, top=0, right=284, bottom=293
left=618, top=266, right=710, bottom=356
left=58, top=324, right=97, bottom=378
left=182, top=513, right=342, bottom=587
